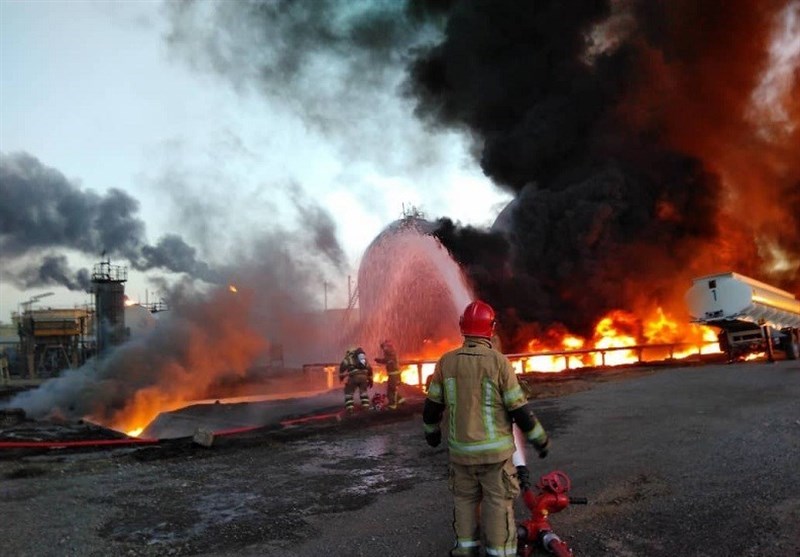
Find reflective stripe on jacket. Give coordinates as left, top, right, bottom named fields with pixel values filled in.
left=427, top=336, right=527, bottom=465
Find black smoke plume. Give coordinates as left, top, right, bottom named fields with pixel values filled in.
left=163, top=0, right=799, bottom=349
left=409, top=0, right=800, bottom=345
left=1, top=152, right=223, bottom=289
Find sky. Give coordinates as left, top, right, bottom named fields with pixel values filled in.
left=0, top=0, right=512, bottom=321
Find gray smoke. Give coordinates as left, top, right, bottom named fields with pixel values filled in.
left=2, top=152, right=226, bottom=289
left=17, top=255, right=93, bottom=292
left=0, top=152, right=145, bottom=260
left=288, top=184, right=347, bottom=270
left=164, top=0, right=452, bottom=174
left=4, top=221, right=351, bottom=427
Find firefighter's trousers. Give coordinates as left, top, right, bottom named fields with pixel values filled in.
left=448, top=458, right=520, bottom=557
left=343, top=373, right=371, bottom=411
left=386, top=372, right=404, bottom=408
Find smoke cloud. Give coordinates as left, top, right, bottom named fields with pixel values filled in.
left=163, top=0, right=799, bottom=347
left=288, top=184, right=347, bottom=270
left=6, top=285, right=266, bottom=429
left=0, top=152, right=348, bottom=292
left=4, top=220, right=350, bottom=430
left=406, top=0, right=800, bottom=343
left=163, top=0, right=459, bottom=177
left=0, top=152, right=212, bottom=288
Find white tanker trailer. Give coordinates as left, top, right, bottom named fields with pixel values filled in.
left=685, top=272, right=800, bottom=360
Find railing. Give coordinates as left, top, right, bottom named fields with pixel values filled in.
left=505, top=340, right=721, bottom=371
left=303, top=340, right=721, bottom=387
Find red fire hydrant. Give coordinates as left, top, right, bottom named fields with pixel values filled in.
left=517, top=470, right=587, bottom=557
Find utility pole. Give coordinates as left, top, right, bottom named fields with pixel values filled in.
left=324, top=281, right=328, bottom=311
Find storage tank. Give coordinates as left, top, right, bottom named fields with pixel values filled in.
left=355, top=214, right=473, bottom=355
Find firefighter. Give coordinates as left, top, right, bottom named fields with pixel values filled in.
left=375, top=339, right=404, bottom=409
left=423, top=300, right=550, bottom=557
left=339, top=347, right=373, bottom=412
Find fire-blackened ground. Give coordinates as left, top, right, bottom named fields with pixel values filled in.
left=1, top=362, right=798, bottom=557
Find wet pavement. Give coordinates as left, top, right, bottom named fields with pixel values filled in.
left=0, top=362, right=798, bottom=556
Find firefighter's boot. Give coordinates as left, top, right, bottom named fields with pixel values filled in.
left=449, top=545, right=479, bottom=557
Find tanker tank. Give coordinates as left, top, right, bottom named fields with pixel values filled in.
left=685, top=272, right=800, bottom=360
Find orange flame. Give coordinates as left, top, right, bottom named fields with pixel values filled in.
left=113, top=300, right=721, bottom=437
left=91, top=286, right=267, bottom=435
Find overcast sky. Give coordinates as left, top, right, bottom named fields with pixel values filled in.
left=0, top=0, right=511, bottom=321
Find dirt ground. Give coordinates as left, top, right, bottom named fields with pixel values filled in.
left=1, top=360, right=799, bottom=557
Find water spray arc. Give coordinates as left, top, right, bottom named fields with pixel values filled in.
left=343, top=215, right=474, bottom=357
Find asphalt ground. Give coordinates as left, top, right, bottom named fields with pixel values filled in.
left=0, top=360, right=798, bottom=557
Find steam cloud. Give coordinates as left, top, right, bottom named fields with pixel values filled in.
left=164, top=0, right=458, bottom=178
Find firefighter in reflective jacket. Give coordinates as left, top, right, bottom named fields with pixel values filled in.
left=339, top=347, right=373, bottom=412
left=423, top=300, right=550, bottom=557
left=375, top=339, right=404, bottom=409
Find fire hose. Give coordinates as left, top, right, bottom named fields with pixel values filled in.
left=517, top=470, right=587, bottom=557
left=0, top=425, right=265, bottom=450
left=0, top=437, right=159, bottom=449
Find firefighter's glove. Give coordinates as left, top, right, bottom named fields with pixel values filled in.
left=534, top=436, right=550, bottom=459
left=516, top=465, right=532, bottom=491
left=425, top=429, right=442, bottom=448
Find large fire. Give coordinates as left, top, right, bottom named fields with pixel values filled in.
left=115, top=303, right=721, bottom=439
left=112, top=289, right=721, bottom=439
left=369, top=306, right=721, bottom=390
left=91, top=286, right=267, bottom=438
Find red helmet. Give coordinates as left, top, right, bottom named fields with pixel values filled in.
left=459, top=300, right=496, bottom=338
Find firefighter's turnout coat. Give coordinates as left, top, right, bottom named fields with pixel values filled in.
left=426, top=337, right=528, bottom=464
left=424, top=336, right=549, bottom=557
left=376, top=345, right=404, bottom=407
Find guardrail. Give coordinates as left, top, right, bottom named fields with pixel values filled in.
left=303, top=340, right=721, bottom=387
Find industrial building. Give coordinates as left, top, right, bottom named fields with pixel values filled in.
left=2, top=259, right=161, bottom=382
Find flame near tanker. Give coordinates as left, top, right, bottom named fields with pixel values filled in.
left=415, top=0, right=800, bottom=349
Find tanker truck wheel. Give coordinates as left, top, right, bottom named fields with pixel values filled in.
left=784, top=330, right=800, bottom=360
